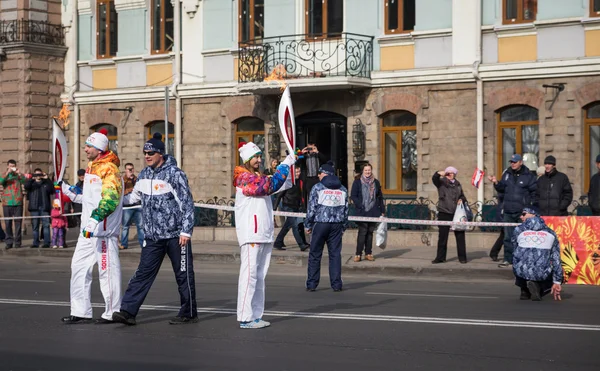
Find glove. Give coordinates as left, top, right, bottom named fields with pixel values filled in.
left=82, top=218, right=99, bottom=238
left=282, top=154, right=296, bottom=167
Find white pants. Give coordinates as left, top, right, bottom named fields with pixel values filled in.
left=237, top=243, right=272, bottom=322
left=70, top=235, right=122, bottom=320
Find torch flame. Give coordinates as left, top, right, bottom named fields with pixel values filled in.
left=53, top=103, right=71, bottom=129
left=264, top=64, right=287, bottom=92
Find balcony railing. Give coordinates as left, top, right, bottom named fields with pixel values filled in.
left=238, top=33, right=374, bottom=83
left=0, top=19, right=65, bottom=46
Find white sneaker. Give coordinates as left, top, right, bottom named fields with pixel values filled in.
left=240, top=318, right=271, bottom=329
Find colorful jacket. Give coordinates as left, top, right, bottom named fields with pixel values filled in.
left=63, top=151, right=123, bottom=238
left=512, top=216, right=564, bottom=284
left=124, top=155, right=194, bottom=241
left=0, top=172, right=25, bottom=206
left=305, top=175, right=349, bottom=231
left=233, top=163, right=290, bottom=246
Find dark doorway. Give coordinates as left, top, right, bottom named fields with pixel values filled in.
left=296, top=111, right=348, bottom=187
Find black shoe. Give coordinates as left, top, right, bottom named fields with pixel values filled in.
left=169, top=316, right=199, bottom=325
left=112, top=310, right=137, bottom=326
left=306, top=287, right=316, bottom=292
left=527, top=281, right=542, bottom=301
left=300, top=244, right=309, bottom=252
left=498, top=261, right=512, bottom=268
left=333, top=288, right=343, bottom=292
left=94, top=318, right=116, bottom=324
left=274, top=246, right=286, bottom=251
left=281, top=243, right=287, bottom=247
left=489, top=254, right=499, bottom=262
left=5, top=244, right=13, bottom=250
left=459, top=260, right=467, bottom=264
left=62, top=315, right=93, bottom=324
left=41, top=244, right=50, bottom=249
left=520, top=288, right=532, bottom=300
left=14, top=245, right=21, bottom=249
left=431, top=259, right=446, bottom=264
left=30, top=245, right=39, bottom=249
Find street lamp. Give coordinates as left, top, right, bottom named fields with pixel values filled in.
left=268, top=125, right=280, bottom=159
left=352, top=118, right=365, bottom=158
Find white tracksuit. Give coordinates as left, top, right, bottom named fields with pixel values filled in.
left=63, top=162, right=123, bottom=320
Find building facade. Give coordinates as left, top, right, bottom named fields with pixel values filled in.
left=64, top=0, right=600, bottom=207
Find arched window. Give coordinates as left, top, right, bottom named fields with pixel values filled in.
left=584, top=102, right=600, bottom=191
left=234, top=117, right=265, bottom=167
left=497, top=105, right=539, bottom=173
left=147, top=121, right=175, bottom=155
left=380, top=110, right=417, bottom=195
left=90, top=123, right=118, bottom=154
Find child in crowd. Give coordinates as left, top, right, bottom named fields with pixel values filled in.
left=51, top=199, right=67, bottom=249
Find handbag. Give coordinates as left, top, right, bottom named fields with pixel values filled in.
left=376, top=222, right=387, bottom=250
left=451, top=203, right=470, bottom=231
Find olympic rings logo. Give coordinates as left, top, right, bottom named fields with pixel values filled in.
left=524, top=236, right=546, bottom=244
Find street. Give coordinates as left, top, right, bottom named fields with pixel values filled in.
left=0, top=256, right=598, bottom=371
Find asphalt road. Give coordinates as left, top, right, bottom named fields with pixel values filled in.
left=0, top=256, right=599, bottom=371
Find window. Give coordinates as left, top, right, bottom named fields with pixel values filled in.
left=503, top=0, right=537, bottom=24
left=584, top=102, right=600, bottom=191
left=147, top=121, right=175, bottom=155
left=305, top=0, right=343, bottom=39
left=97, top=0, right=118, bottom=58
left=151, top=0, right=174, bottom=54
left=384, top=0, right=415, bottom=34
left=239, top=0, right=264, bottom=44
left=496, top=105, right=539, bottom=174
left=380, top=111, right=417, bottom=195
left=91, top=123, right=118, bottom=154
left=592, top=0, right=600, bottom=17
left=234, top=118, right=265, bottom=168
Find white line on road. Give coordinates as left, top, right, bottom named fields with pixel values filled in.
left=0, top=279, right=55, bottom=283
left=365, top=292, right=498, bottom=299
left=0, top=298, right=598, bottom=332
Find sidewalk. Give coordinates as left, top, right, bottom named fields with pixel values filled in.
left=1, top=228, right=514, bottom=280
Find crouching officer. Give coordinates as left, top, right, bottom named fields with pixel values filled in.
left=304, top=161, right=349, bottom=292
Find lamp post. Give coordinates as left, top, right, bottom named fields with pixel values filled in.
left=268, top=125, right=280, bottom=160
left=352, top=118, right=365, bottom=158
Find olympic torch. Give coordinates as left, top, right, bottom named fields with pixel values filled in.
left=278, top=85, right=296, bottom=184
left=52, top=105, right=70, bottom=205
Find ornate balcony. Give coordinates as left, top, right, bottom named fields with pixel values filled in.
left=0, top=19, right=65, bottom=46
left=238, top=33, right=374, bottom=84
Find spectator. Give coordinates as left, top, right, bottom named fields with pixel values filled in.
left=51, top=199, right=68, bottom=249
left=273, top=167, right=309, bottom=251
left=588, top=154, right=600, bottom=216
left=536, top=156, right=573, bottom=216
left=432, top=166, right=468, bottom=264
left=536, top=166, right=545, bottom=178
left=350, top=163, right=385, bottom=262
left=24, top=168, right=54, bottom=248
left=264, top=159, right=280, bottom=176
left=512, top=207, right=563, bottom=301
left=69, top=169, right=86, bottom=228
left=120, top=163, right=144, bottom=249
left=1, top=159, right=25, bottom=249
left=489, top=154, right=537, bottom=268
left=298, top=143, right=327, bottom=206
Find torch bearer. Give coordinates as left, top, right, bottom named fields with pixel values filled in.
left=278, top=85, right=296, bottom=184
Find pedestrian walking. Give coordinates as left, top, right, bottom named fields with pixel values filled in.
left=51, top=199, right=68, bottom=249
left=488, top=154, right=537, bottom=268
left=60, top=129, right=124, bottom=324
left=233, top=142, right=295, bottom=329
left=119, top=163, right=144, bottom=249
left=1, top=159, right=25, bottom=249
left=112, top=133, right=197, bottom=326
left=350, top=163, right=384, bottom=262
left=24, top=168, right=54, bottom=248
left=273, top=167, right=309, bottom=251
left=305, top=161, right=349, bottom=292
left=512, top=207, right=563, bottom=301
left=432, top=166, right=468, bottom=264
left=536, top=156, right=573, bottom=216
left=588, top=154, right=600, bottom=216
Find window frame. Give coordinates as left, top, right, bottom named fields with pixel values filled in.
left=584, top=103, right=600, bottom=192
left=239, top=0, right=264, bottom=44
left=147, top=121, right=175, bottom=155
left=591, top=0, right=600, bottom=18
left=502, top=0, right=537, bottom=25
left=495, top=109, right=539, bottom=175
left=151, top=0, right=174, bottom=55
left=96, top=0, right=117, bottom=59
left=304, top=0, right=343, bottom=40
left=379, top=112, right=417, bottom=196
left=234, top=119, right=266, bottom=167
left=384, top=0, right=414, bottom=35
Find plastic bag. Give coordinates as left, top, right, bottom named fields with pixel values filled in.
left=451, top=204, right=469, bottom=231
left=376, top=222, right=387, bottom=250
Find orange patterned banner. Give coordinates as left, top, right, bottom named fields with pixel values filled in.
left=543, top=216, right=600, bottom=285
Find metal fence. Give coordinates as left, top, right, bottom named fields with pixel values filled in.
left=0, top=19, right=65, bottom=46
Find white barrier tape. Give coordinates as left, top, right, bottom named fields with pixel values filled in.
left=0, top=205, right=142, bottom=221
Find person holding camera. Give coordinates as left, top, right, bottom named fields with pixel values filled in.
left=24, top=169, right=54, bottom=248
left=432, top=166, right=468, bottom=264
left=1, top=160, right=25, bottom=249
left=298, top=143, right=327, bottom=206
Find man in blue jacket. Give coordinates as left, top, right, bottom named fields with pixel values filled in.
left=304, top=161, right=349, bottom=292
left=112, top=133, right=197, bottom=326
left=489, top=154, right=537, bottom=268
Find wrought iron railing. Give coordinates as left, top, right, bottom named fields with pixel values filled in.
left=0, top=19, right=65, bottom=46
left=238, top=33, right=374, bottom=83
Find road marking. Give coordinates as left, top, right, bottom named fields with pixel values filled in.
left=365, top=292, right=498, bottom=299
left=0, top=298, right=598, bottom=332
left=0, top=279, right=55, bottom=283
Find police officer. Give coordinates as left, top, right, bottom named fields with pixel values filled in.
left=304, top=161, right=349, bottom=292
